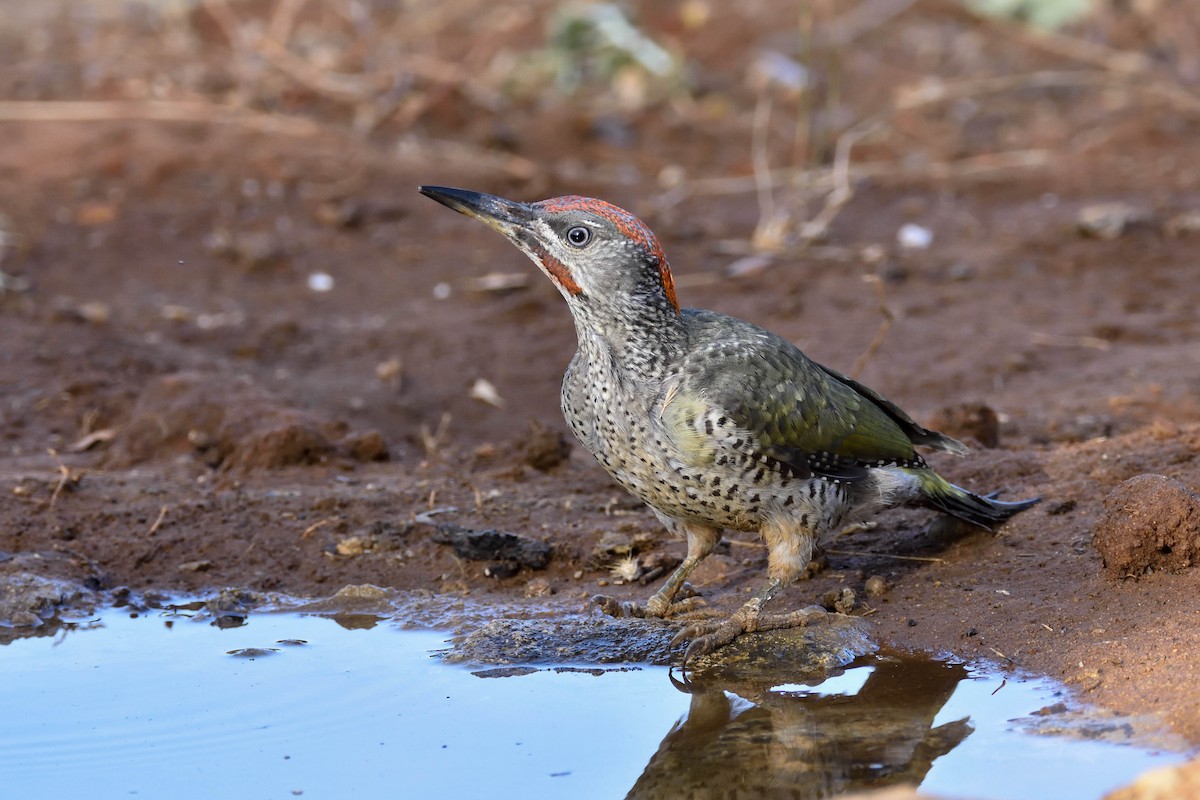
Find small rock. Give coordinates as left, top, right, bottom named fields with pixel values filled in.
left=896, top=223, right=933, bottom=250
left=227, top=647, right=278, bottom=658
left=77, top=301, right=112, bottom=324
left=483, top=562, right=520, bottom=579
left=1077, top=202, right=1152, bottom=240
left=306, top=272, right=334, bottom=292
left=0, top=573, right=96, bottom=628
left=1046, top=499, right=1078, bottom=516
left=523, top=577, right=553, bottom=598
left=864, top=575, right=889, bottom=597
left=1093, top=474, right=1200, bottom=578
left=178, top=560, right=213, bottom=573
left=472, top=666, right=540, bottom=679
left=1164, top=210, right=1200, bottom=238
left=335, top=536, right=370, bottom=557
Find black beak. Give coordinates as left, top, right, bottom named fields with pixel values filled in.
left=418, top=186, right=534, bottom=238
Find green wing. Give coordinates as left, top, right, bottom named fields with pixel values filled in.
left=679, top=310, right=963, bottom=481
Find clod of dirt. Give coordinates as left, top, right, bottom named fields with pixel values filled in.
left=1093, top=474, right=1200, bottom=579
left=343, top=430, right=390, bottom=462
left=927, top=403, right=1000, bottom=448
left=521, top=420, right=572, bottom=471
left=105, top=372, right=338, bottom=470
left=430, top=524, right=552, bottom=573
left=821, top=587, right=858, bottom=614
left=230, top=422, right=332, bottom=469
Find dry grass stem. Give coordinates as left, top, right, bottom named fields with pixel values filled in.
left=1030, top=332, right=1113, bottom=351
left=825, top=548, right=946, bottom=564
left=147, top=505, right=169, bottom=537
left=300, top=518, right=333, bottom=539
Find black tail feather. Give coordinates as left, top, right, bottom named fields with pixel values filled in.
left=922, top=480, right=1040, bottom=530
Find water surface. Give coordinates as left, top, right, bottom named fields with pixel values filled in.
left=0, top=609, right=1183, bottom=799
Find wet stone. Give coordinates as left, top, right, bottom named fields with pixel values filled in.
left=0, top=573, right=96, bottom=631
left=442, top=613, right=875, bottom=684
left=1094, top=474, right=1200, bottom=578
left=431, top=525, right=551, bottom=572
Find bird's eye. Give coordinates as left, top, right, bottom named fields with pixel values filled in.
left=565, top=226, right=592, bottom=248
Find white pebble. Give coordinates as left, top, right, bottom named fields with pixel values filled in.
left=307, top=272, right=334, bottom=292
left=897, top=223, right=933, bottom=249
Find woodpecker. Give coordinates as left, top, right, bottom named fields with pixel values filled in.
left=420, top=185, right=1038, bottom=662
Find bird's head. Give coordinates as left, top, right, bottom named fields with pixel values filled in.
left=420, top=186, right=679, bottom=318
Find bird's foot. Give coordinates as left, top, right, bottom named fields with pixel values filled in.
left=673, top=604, right=826, bottom=665
left=591, top=593, right=706, bottom=620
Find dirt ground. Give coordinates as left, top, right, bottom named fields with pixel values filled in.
left=3, top=0, right=1200, bottom=753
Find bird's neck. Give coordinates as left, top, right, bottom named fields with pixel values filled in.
left=568, top=297, right=685, bottom=378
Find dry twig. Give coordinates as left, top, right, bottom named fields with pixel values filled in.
left=147, top=505, right=169, bottom=537
left=300, top=518, right=333, bottom=539
left=0, top=100, right=321, bottom=136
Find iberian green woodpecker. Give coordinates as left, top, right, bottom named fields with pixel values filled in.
left=420, top=186, right=1038, bottom=662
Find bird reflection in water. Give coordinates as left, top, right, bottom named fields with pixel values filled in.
left=626, top=657, right=972, bottom=799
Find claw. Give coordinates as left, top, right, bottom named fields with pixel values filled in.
left=682, top=619, right=746, bottom=665
left=592, top=592, right=709, bottom=620
left=591, top=594, right=646, bottom=618
left=672, top=603, right=828, bottom=667
left=667, top=665, right=695, bottom=692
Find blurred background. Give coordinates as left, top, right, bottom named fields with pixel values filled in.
left=3, top=0, right=1199, bottom=462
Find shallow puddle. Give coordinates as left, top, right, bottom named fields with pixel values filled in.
left=0, top=608, right=1185, bottom=799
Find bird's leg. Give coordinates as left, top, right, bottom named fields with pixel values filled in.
left=594, top=522, right=720, bottom=619
left=674, top=513, right=827, bottom=662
